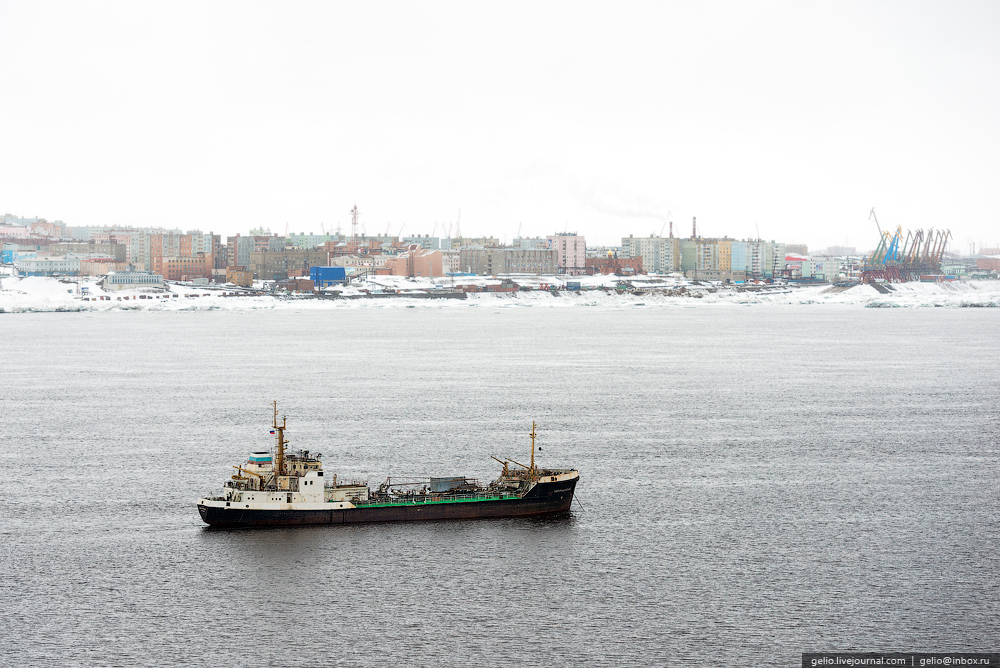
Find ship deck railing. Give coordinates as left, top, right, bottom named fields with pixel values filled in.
left=351, top=491, right=522, bottom=508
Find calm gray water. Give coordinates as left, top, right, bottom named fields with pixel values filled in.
left=2, top=306, right=997, bottom=667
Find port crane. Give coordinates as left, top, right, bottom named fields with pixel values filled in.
left=861, top=210, right=952, bottom=283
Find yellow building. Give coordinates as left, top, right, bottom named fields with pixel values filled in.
left=226, top=266, right=253, bottom=287
left=717, top=239, right=733, bottom=272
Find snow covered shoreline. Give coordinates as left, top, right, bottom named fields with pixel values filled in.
left=1, top=274, right=999, bottom=312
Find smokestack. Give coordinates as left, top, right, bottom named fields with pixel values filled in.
left=669, top=221, right=673, bottom=238
left=692, top=216, right=697, bottom=240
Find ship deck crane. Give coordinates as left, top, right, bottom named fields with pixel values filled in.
left=233, top=466, right=265, bottom=479
left=232, top=465, right=270, bottom=490
left=490, top=455, right=511, bottom=477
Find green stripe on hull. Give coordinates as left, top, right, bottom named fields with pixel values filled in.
left=355, top=495, right=519, bottom=509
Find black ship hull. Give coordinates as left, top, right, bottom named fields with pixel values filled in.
left=199, top=476, right=577, bottom=528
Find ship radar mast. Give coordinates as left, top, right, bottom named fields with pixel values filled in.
left=273, top=400, right=288, bottom=477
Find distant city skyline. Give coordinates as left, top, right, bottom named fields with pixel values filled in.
left=3, top=210, right=868, bottom=256
left=2, top=1, right=998, bottom=253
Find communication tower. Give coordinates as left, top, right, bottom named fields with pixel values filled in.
left=350, top=205, right=359, bottom=252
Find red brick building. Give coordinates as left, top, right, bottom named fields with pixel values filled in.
left=154, top=252, right=213, bottom=280
left=384, top=245, right=443, bottom=278
left=586, top=256, right=643, bottom=275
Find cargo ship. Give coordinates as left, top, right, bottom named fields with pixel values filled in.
left=197, top=403, right=580, bottom=528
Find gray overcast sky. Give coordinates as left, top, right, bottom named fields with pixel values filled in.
left=2, top=0, right=998, bottom=252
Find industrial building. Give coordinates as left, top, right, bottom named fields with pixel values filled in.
left=101, top=270, right=165, bottom=291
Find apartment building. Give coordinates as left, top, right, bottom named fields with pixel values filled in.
left=384, top=245, right=443, bottom=277
left=547, top=233, right=587, bottom=275
left=246, top=249, right=329, bottom=281
left=459, top=248, right=557, bottom=275
left=621, top=235, right=680, bottom=274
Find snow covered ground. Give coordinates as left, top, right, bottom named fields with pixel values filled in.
left=1, top=272, right=999, bottom=312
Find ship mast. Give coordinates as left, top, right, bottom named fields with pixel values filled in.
left=273, top=400, right=287, bottom=479
left=529, top=421, right=537, bottom=482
